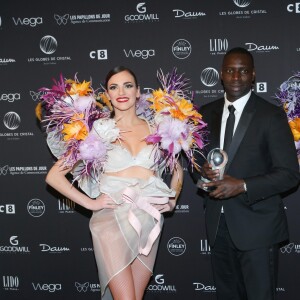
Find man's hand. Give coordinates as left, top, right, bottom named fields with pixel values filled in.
left=202, top=175, right=245, bottom=199
left=202, top=161, right=220, bottom=181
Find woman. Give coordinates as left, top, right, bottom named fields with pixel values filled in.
left=45, top=66, right=183, bottom=300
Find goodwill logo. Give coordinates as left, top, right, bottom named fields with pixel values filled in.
left=146, top=274, right=176, bottom=293
left=0, top=236, right=30, bottom=254
left=125, top=2, right=159, bottom=23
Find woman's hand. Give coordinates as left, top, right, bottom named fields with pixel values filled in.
left=153, top=199, right=176, bottom=213
left=91, top=194, right=118, bottom=211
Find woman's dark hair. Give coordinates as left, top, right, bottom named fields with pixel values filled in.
left=104, top=66, right=138, bottom=89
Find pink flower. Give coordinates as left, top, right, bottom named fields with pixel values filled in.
left=158, top=117, right=191, bottom=155
left=78, top=134, right=107, bottom=161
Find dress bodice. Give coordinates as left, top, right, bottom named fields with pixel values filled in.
left=104, top=143, right=158, bottom=173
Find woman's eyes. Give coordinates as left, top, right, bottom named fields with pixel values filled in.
left=124, top=83, right=134, bottom=89
left=108, top=83, right=134, bottom=90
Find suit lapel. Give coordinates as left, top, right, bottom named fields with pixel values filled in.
left=225, top=95, right=257, bottom=171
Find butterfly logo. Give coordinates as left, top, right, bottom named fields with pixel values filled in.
left=29, top=90, right=43, bottom=101
left=75, top=282, right=89, bottom=292
left=54, top=14, right=69, bottom=25
left=280, top=243, right=294, bottom=254
left=0, top=165, right=9, bottom=175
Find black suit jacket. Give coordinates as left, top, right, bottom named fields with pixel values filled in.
left=199, top=92, right=300, bottom=251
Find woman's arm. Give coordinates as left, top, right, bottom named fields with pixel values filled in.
left=168, top=162, right=184, bottom=211
left=46, top=160, right=117, bottom=211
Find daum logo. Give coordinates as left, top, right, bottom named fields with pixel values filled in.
left=233, top=0, right=252, bottom=7
left=40, top=35, right=57, bottom=54
left=3, top=112, right=21, bottom=130
left=200, top=68, right=219, bottom=87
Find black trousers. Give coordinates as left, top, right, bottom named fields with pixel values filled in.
left=211, top=214, right=278, bottom=300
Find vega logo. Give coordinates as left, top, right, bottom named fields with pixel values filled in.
left=12, top=17, right=43, bottom=27
left=32, top=283, right=62, bottom=292
left=0, top=93, right=20, bottom=103
left=123, top=49, right=155, bottom=59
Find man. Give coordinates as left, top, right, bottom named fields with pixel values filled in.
left=199, top=47, right=300, bottom=300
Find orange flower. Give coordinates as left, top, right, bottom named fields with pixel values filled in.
left=148, top=89, right=169, bottom=112
left=62, top=120, right=88, bottom=141
left=289, top=118, right=300, bottom=141
left=97, top=93, right=113, bottom=111
left=66, top=79, right=92, bottom=96
left=170, top=98, right=203, bottom=122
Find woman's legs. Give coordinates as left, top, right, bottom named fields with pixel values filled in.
left=108, top=258, right=152, bottom=300
left=131, top=258, right=152, bottom=300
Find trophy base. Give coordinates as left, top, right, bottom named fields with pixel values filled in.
left=197, top=177, right=215, bottom=192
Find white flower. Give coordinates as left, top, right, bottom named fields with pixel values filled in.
left=74, top=95, right=94, bottom=112
left=154, top=108, right=169, bottom=125
left=63, top=93, right=79, bottom=105
left=92, top=118, right=120, bottom=143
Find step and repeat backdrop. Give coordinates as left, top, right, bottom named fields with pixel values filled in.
left=1, top=0, right=300, bottom=299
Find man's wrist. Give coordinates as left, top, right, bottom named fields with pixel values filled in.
left=243, top=181, right=247, bottom=193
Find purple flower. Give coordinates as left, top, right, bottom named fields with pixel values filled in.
left=158, top=117, right=191, bottom=154
left=78, top=134, right=107, bottom=161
